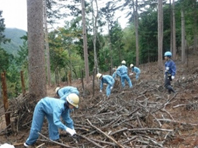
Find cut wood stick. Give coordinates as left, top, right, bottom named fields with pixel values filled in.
left=36, top=143, right=45, bottom=148
left=87, top=119, right=125, bottom=148
left=157, top=119, right=198, bottom=126
left=38, top=132, right=74, bottom=148
left=128, top=128, right=173, bottom=132
left=77, top=134, right=103, bottom=148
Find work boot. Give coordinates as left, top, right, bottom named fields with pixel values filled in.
left=24, top=143, right=30, bottom=148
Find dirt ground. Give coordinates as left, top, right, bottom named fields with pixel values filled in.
left=1, top=54, right=198, bottom=148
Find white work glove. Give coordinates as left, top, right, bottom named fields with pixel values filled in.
left=110, top=86, right=113, bottom=90
left=66, top=128, right=76, bottom=136
left=129, top=73, right=133, bottom=76
left=100, top=90, right=102, bottom=93
left=171, top=76, right=175, bottom=80
left=165, top=67, right=169, bottom=72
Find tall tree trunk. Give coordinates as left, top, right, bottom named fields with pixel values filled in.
left=181, top=9, right=186, bottom=63
left=157, top=0, right=163, bottom=69
left=169, top=0, right=173, bottom=53
left=172, top=0, right=176, bottom=60
left=27, top=0, right=46, bottom=99
left=135, top=0, right=139, bottom=66
left=43, top=0, right=51, bottom=86
left=107, top=22, right=113, bottom=74
left=91, top=0, right=99, bottom=73
left=81, top=0, right=89, bottom=82
left=193, top=0, right=198, bottom=52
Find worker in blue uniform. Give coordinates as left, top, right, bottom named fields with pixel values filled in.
left=55, top=86, right=79, bottom=100
left=130, top=64, right=141, bottom=81
left=116, top=60, right=132, bottom=88
left=24, top=93, right=79, bottom=147
left=164, top=51, right=176, bottom=94
left=96, top=73, right=115, bottom=97
left=112, top=67, right=121, bottom=80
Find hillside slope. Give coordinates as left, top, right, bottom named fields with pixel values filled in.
left=1, top=28, right=26, bottom=56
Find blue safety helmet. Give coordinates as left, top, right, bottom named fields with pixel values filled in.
left=164, top=51, right=172, bottom=57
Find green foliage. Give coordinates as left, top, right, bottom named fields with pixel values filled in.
left=48, top=23, right=84, bottom=80
left=0, top=11, right=10, bottom=44
left=139, top=9, right=158, bottom=63
left=122, top=24, right=136, bottom=65
left=0, top=47, right=11, bottom=72
left=98, top=46, right=111, bottom=71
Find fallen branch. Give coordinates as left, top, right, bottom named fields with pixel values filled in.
left=77, top=134, right=103, bottom=148
left=38, top=132, right=73, bottom=148
left=87, top=119, right=125, bottom=148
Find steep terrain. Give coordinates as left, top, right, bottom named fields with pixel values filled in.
left=0, top=54, right=198, bottom=148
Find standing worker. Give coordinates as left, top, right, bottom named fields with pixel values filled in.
left=96, top=73, right=115, bottom=97
left=164, top=51, right=176, bottom=94
left=55, top=86, right=79, bottom=100
left=24, top=94, right=79, bottom=147
left=116, top=60, right=132, bottom=88
left=130, top=64, right=141, bottom=81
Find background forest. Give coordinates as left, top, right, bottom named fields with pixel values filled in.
left=0, top=0, right=197, bottom=98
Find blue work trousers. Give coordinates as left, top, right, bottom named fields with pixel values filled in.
left=25, top=102, right=59, bottom=145
left=121, top=74, right=132, bottom=88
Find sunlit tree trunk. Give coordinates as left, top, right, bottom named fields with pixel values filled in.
left=81, top=0, right=89, bottom=82
left=157, top=0, right=163, bottom=69
left=27, top=0, right=46, bottom=99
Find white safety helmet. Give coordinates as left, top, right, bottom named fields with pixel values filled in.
left=130, top=64, right=134, bottom=68
left=66, top=93, right=79, bottom=108
left=96, top=73, right=102, bottom=79
left=121, top=60, right=126, bottom=65
left=55, top=87, right=60, bottom=94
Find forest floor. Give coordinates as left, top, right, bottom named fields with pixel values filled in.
left=0, top=53, right=198, bottom=148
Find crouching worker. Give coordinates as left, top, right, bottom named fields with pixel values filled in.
left=130, top=64, right=141, bottom=81
left=55, top=86, right=79, bottom=100
left=96, top=73, right=115, bottom=97
left=24, top=93, right=79, bottom=147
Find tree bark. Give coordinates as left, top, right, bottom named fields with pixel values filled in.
left=157, top=0, right=163, bottom=69
left=43, top=0, right=51, bottom=86
left=172, top=0, right=176, bottom=60
left=81, top=0, right=89, bottom=82
left=91, top=0, right=99, bottom=73
left=135, top=0, right=139, bottom=66
left=27, top=0, right=46, bottom=99
left=181, top=9, right=186, bottom=63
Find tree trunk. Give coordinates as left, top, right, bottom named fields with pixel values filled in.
left=193, top=0, right=198, bottom=52
left=172, top=0, right=176, bottom=60
left=81, top=0, right=89, bottom=82
left=91, top=0, right=99, bottom=73
left=157, top=0, right=163, bottom=69
left=27, top=0, right=46, bottom=99
left=107, top=22, right=113, bottom=74
left=43, top=0, right=51, bottom=86
left=169, top=0, right=173, bottom=54
left=181, top=9, right=186, bottom=63
left=135, top=0, right=139, bottom=66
